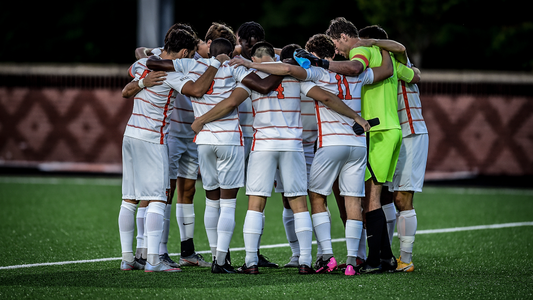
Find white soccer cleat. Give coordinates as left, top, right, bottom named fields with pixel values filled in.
left=144, top=261, right=182, bottom=272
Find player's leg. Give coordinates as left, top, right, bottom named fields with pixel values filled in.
left=135, top=200, right=148, bottom=266
left=242, top=195, right=267, bottom=274
left=282, top=194, right=300, bottom=267
left=380, top=187, right=397, bottom=247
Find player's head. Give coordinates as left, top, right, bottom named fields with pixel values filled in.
left=326, top=17, right=359, bottom=58
left=305, top=34, right=336, bottom=60
left=165, top=23, right=197, bottom=45
left=359, top=25, right=388, bottom=39
left=250, top=41, right=275, bottom=63
left=236, top=21, right=266, bottom=60
left=164, top=29, right=198, bottom=59
left=205, top=22, right=237, bottom=50
left=209, top=38, right=234, bottom=58
left=280, top=43, right=302, bottom=61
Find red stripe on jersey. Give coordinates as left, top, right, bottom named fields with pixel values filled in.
left=314, top=100, right=323, bottom=148
left=350, top=54, right=369, bottom=68
left=251, top=106, right=256, bottom=151
left=401, top=81, right=415, bottom=134
left=160, top=89, right=174, bottom=144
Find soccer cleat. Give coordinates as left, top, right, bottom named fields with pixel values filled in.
left=159, top=253, right=179, bottom=268
left=396, top=257, right=414, bottom=272
left=237, top=263, right=259, bottom=274
left=284, top=256, right=300, bottom=268
left=356, top=257, right=365, bottom=267
left=313, top=256, right=322, bottom=270
left=144, top=261, right=182, bottom=272
left=120, top=259, right=145, bottom=271
left=298, top=264, right=314, bottom=274
left=211, top=259, right=236, bottom=274
left=258, top=254, right=278, bottom=268
left=357, top=262, right=383, bottom=274
left=345, top=264, right=359, bottom=276
left=380, top=256, right=398, bottom=272
left=179, top=253, right=211, bottom=267
left=315, top=256, right=338, bottom=273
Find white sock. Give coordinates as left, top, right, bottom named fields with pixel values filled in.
left=357, top=229, right=367, bottom=260
left=256, top=213, right=265, bottom=252
left=119, top=201, right=137, bottom=261
left=345, top=219, right=363, bottom=258
left=243, top=210, right=263, bottom=267
left=312, top=212, right=333, bottom=256
left=382, top=203, right=397, bottom=246
left=204, top=198, right=220, bottom=260
left=283, top=208, right=300, bottom=257
left=158, top=204, right=172, bottom=255
left=398, top=209, right=417, bottom=263
left=135, top=206, right=146, bottom=257
left=145, top=202, right=166, bottom=265
left=216, top=198, right=236, bottom=265
left=177, top=203, right=195, bottom=241
left=294, top=212, right=313, bottom=267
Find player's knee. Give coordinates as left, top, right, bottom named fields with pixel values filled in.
left=394, top=191, right=414, bottom=211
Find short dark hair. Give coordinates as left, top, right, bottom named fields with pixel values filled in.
left=164, top=23, right=197, bottom=45
left=164, top=29, right=198, bottom=54
left=325, top=17, right=358, bottom=40
left=237, top=21, right=265, bottom=44
left=251, top=41, right=275, bottom=59
left=305, top=34, right=335, bottom=59
left=209, top=38, right=234, bottom=57
left=280, top=44, right=302, bottom=61
left=359, top=25, right=388, bottom=39
left=205, top=22, right=237, bottom=50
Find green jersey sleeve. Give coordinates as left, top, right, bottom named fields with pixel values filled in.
left=395, top=61, right=415, bottom=83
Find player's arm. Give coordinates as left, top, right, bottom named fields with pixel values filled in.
left=354, top=38, right=407, bottom=65
left=396, top=61, right=421, bottom=84
left=230, top=58, right=308, bottom=80
left=241, top=72, right=285, bottom=94
left=307, top=87, right=370, bottom=132
left=181, top=54, right=230, bottom=98
left=135, top=47, right=154, bottom=60
left=411, top=67, right=421, bottom=83
left=121, top=71, right=168, bottom=98
left=146, top=56, right=175, bottom=72
left=327, top=60, right=365, bottom=77
left=370, top=49, right=394, bottom=83
left=190, top=87, right=250, bottom=134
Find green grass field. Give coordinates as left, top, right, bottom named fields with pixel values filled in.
left=1, top=175, right=532, bottom=299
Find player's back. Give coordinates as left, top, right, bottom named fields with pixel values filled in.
left=250, top=69, right=303, bottom=152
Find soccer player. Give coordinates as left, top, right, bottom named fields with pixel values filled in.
left=359, top=25, right=426, bottom=273
left=231, top=34, right=394, bottom=275
left=324, top=17, right=407, bottom=273
left=193, top=42, right=370, bottom=274
left=146, top=37, right=283, bottom=273
left=119, top=29, right=228, bottom=272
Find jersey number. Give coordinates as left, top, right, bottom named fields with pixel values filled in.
left=335, top=74, right=352, bottom=100
left=274, top=84, right=285, bottom=99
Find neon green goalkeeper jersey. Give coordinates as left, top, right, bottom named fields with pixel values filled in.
left=349, top=45, right=400, bottom=131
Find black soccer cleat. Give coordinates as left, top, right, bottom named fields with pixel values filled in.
left=298, top=264, right=315, bottom=274
left=357, top=262, right=383, bottom=274
left=211, top=259, right=236, bottom=274
left=258, top=254, right=278, bottom=268
left=237, top=263, right=259, bottom=275
left=380, top=256, right=398, bottom=273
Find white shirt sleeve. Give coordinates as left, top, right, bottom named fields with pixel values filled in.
left=300, top=80, right=317, bottom=96
left=361, top=68, right=375, bottom=85
left=233, top=65, right=253, bottom=82
left=173, top=58, right=198, bottom=74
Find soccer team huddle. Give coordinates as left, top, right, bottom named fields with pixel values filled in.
left=118, top=17, right=428, bottom=275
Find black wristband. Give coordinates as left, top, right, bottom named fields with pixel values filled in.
left=321, top=59, right=329, bottom=70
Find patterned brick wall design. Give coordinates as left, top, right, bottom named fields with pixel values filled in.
left=0, top=87, right=532, bottom=176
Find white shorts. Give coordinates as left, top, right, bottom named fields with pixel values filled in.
left=168, top=135, right=199, bottom=180
left=309, top=145, right=366, bottom=197
left=274, top=142, right=315, bottom=193
left=198, top=144, right=245, bottom=191
left=122, top=136, right=169, bottom=201
left=386, top=133, right=429, bottom=193
left=247, top=151, right=307, bottom=198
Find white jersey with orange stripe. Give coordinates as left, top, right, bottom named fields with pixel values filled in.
left=125, top=58, right=193, bottom=145
left=301, top=66, right=373, bottom=148
left=397, top=61, right=427, bottom=137
left=241, top=65, right=304, bottom=152
left=172, top=58, right=252, bottom=145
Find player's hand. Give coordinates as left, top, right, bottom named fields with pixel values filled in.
left=294, top=49, right=329, bottom=69
left=229, top=57, right=252, bottom=68
left=191, top=119, right=204, bottom=135
left=144, top=71, right=167, bottom=87
left=352, top=116, right=370, bottom=135
left=215, top=54, right=230, bottom=63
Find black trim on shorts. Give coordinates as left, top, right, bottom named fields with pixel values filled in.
left=366, top=132, right=377, bottom=181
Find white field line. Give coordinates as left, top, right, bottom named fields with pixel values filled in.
left=1, top=221, right=532, bottom=270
